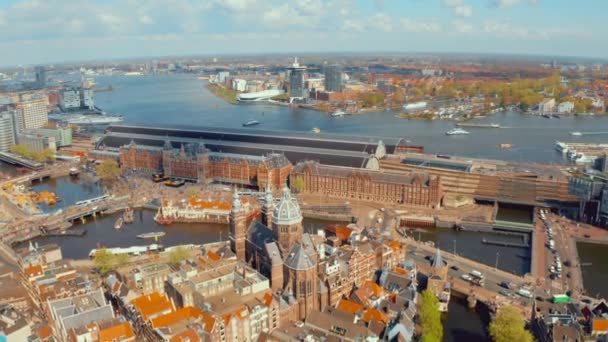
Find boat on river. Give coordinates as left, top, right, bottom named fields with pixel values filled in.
left=445, top=128, right=470, bottom=135
left=114, top=217, right=123, bottom=230
left=137, top=232, right=166, bottom=239
left=570, top=132, right=582, bottom=136
left=242, top=119, right=260, bottom=127
left=312, top=127, right=321, bottom=134
left=331, top=110, right=346, bottom=117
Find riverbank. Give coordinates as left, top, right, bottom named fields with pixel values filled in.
left=206, top=83, right=237, bottom=103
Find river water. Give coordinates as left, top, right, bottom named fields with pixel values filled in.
left=94, top=74, right=608, bottom=164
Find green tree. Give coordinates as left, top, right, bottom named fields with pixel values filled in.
left=291, top=176, right=305, bottom=194
left=489, top=305, right=534, bottom=342
left=419, top=290, right=443, bottom=342
left=114, top=253, right=130, bottom=268
left=96, top=159, right=121, bottom=182
left=93, top=248, right=116, bottom=275
left=41, top=148, right=55, bottom=162
left=168, top=246, right=193, bottom=265
left=10, top=144, right=35, bottom=159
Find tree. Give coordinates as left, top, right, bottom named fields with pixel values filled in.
left=489, top=305, right=534, bottom=342
left=114, top=253, right=130, bottom=268
left=419, top=290, right=443, bottom=342
left=168, top=246, right=193, bottom=265
left=41, top=148, right=55, bottom=162
left=96, top=159, right=121, bottom=182
left=93, top=248, right=116, bottom=275
left=291, top=176, right=305, bottom=194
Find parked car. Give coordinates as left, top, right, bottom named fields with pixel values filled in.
left=499, top=289, right=512, bottom=297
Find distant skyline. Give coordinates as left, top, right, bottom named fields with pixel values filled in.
left=0, top=0, right=606, bottom=66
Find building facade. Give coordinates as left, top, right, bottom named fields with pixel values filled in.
left=291, top=161, right=442, bottom=207
left=0, top=111, right=16, bottom=152
left=60, top=88, right=81, bottom=110
left=324, top=64, right=344, bottom=92
left=17, top=133, right=56, bottom=153
left=16, top=95, right=48, bottom=131
left=35, top=127, right=72, bottom=147
left=119, top=140, right=292, bottom=190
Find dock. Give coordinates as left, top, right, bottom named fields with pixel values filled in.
left=481, top=237, right=530, bottom=248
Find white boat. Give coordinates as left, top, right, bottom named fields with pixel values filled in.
left=242, top=119, right=260, bottom=127
left=137, top=232, right=166, bottom=239
left=331, top=110, right=346, bottom=117
left=570, top=131, right=582, bottom=136
left=114, top=217, right=123, bottom=230
left=312, top=127, right=321, bottom=134
left=124, top=71, right=143, bottom=76
left=445, top=128, right=470, bottom=135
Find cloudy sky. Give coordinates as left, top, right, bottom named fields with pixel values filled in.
left=0, top=0, right=604, bottom=66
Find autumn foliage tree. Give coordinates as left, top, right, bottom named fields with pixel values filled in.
left=419, top=290, right=443, bottom=342
left=489, top=305, right=534, bottom=342
left=96, top=159, right=121, bottom=182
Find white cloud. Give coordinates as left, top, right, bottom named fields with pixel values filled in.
left=342, top=19, right=365, bottom=32
left=371, top=13, right=394, bottom=32
left=490, top=0, right=538, bottom=9
left=452, top=20, right=473, bottom=33
left=443, top=0, right=472, bottom=17
left=400, top=17, right=442, bottom=33
left=262, top=4, right=317, bottom=28
left=483, top=20, right=589, bottom=40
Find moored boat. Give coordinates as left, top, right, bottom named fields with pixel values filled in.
left=69, top=168, right=80, bottom=177
left=242, top=119, right=260, bottom=127
left=311, top=127, right=321, bottom=134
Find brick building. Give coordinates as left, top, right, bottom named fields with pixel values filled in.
left=291, top=161, right=442, bottom=207
left=118, top=139, right=292, bottom=190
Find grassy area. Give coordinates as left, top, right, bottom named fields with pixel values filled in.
left=207, top=83, right=238, bottom=104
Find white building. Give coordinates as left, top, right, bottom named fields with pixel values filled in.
left=557, top=101, right=574, bottom=114
left=0, top=112, right=16, bottom=152
left=60, top=88, right=81, bottom=110
left=591, top=97, right=605, bottom=111
left=218, top=71, right=230, bottom=83
left=15, top=95, right=48, bottom=131
left=538, top=98, right=556, bottom=113
left=232, top=79, right=247, bottom=92
left=80, top=87, right=94, bottom=109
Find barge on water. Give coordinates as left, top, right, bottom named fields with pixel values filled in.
left=89, top=243, right=163, bottom=257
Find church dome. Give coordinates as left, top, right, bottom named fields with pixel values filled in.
left=272, top=185, right=302, bottom=225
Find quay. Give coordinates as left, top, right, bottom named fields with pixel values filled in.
left=0, top=151, right=44, bottom=170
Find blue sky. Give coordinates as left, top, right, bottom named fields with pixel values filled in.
left=0, top=0, right=605, bottom=66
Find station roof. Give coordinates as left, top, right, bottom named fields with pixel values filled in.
left=106, top=123, right=404, bottom=154
left=99, top=131, right=373, bottom=168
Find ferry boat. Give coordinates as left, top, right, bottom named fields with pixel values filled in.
left=570, top=132, right=582, bottom=136
left=331, top=110, right=346, bottom=117
left=445, top=128, right=470, bottom=135
left=242, top=119, right=260, bottom=127
left=311, top=127, right=321, bottom=134
left=114, top=217, right=123, bottom=230
left=137, top=232, right=166, bottom=239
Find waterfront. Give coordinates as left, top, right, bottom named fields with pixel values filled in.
left=94, top=74, right=608, bottom=164
left=31, top=176, right=104, bottom=213
left=577, top=241, right=608, bottom=299
left=17, top=210, right=228, bottom=259
left=414, top=228, right=531, bottom=276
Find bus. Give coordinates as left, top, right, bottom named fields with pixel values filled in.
left=469, top=270, right=485, bottom=286
left=470, top=270, right=484, bottom=279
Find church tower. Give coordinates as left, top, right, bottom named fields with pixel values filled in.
left=272, top=185, right=303, bottom=254
left=261, top=186, right=274, bottom=227
left=229, top=190, right=248, bottom=261
left=284, top=243, right=318, bottom=320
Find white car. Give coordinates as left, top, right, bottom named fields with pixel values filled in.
left=461, top=274, right=472, bottom=281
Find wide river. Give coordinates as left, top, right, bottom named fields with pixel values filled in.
left=94, top=74, right=608, bottom=164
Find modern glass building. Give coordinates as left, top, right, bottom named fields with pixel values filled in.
left=324, top=64, right=343, bottom=92
left=288, top=58, right=307, bottom=101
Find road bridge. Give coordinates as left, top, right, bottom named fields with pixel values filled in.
left=0, top=152, right=43, bottom=170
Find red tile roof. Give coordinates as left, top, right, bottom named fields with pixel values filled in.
left=592, top=319, right=608, bottom=332
left=98, top=322, right=135, bottom=342
left=336, top=299, right=364, bottom=315
left=151, top=307, right=204, bottom=329
left=130, top=292, right=173, bottom=320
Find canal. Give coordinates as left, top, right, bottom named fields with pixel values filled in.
left=31, top=176, right=105, bottom=213
left=577, top=241, right=608, bottom=299
left=413, top=228, right=531, bottom=276
left=444, top=296, right=491, bottom=342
